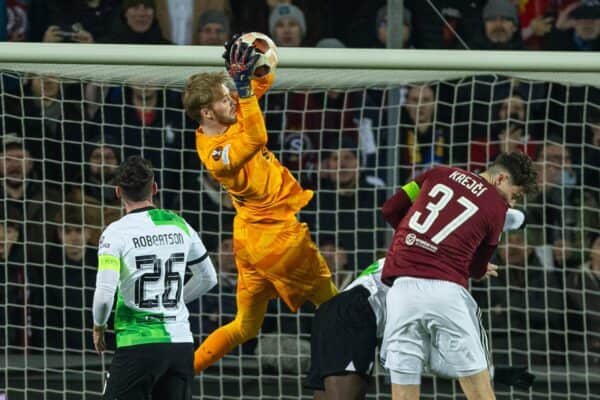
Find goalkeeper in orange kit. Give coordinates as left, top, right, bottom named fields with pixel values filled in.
left=182, top=35, right=338, bottom=374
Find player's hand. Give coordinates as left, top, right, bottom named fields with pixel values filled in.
left=475, top=263, right=498, bottom=281
left=484, top=263, right=498, bottom=279
left=222, top=33, right=242, bottom=71
left=93, top=325, right=106, bottom=354
left=228, top=39, right=260, bottom=98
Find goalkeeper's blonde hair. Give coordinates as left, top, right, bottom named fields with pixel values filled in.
left=182, top=71, right=230, bottom=122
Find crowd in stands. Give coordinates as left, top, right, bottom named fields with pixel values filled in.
left=2, top=0, right=600, bottom=50
left=1, top=0, right=599, bottom=389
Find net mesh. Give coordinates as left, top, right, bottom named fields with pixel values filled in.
left=0, top=65, right=599, bottom=400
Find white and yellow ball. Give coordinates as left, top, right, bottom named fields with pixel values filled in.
left=235, top=32, right=279, bottom=79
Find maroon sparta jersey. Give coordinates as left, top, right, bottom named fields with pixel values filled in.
left=381, top=166, right=508, bottom=288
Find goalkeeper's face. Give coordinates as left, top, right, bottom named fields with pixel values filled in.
left=210, top=85, right=237, bottom=126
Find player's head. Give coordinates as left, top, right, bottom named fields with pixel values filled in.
left=484, top=151, right=537, bottom=207
left=183, top=72, right=237, bottom=126
left=115, top=155, right=157, bottom=204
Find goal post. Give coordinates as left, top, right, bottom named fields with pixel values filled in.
left=1, top=43, right=599, bottom=400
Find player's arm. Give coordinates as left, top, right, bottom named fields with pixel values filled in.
left=183, top=228, right=217, bottom=303
left=206, top=39, right=268, bottom=175
left=204, top=99, right=268, bottom=175
left=471, top=207, right=521, bottom=280
left=469, top=244, right=498, bottom=280
left=381, top=171, right=429, bottom=229
left=92, top=230, right=123, bottom=353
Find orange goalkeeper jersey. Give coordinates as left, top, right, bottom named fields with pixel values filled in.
left=195, top=74, right=313, bottom=223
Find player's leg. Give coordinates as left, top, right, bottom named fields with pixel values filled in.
left=193, top=270, right=274, bottom=373
left=391, top=383, right=420, bottom=400
left=323, top=374, right=369, bottom=400
left=307, top=286, right=377, bottom=400
left=458, top=369, right=496, bottom=400
left=426, top=281, right=494, bottom=399
left=306, top=296, right=326, bottom=397
left=381, top=278, right=430, bottom=400
left=151, top=343, right=194, bottom=400
left=313, top=390, right=327, bottom=400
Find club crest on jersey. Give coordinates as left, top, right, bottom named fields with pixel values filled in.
left=405, top=233, right=416, bottom=246
left=212, top=146, right=223, bottom=161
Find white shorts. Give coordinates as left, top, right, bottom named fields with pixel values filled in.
left=380, top=277, right=490, bottom=385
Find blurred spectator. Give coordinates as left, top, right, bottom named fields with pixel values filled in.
left=178, top=169, right=235, bottom=252
left=548, top=0, right=600, bottom=50
left=0, top=134, right=61, bottom=265
left=155, top=0, right=230, bottom=45
left=316, top=137, right=385, bottom=269
left=405, top=0, right=483, bottom=49
left=201, top=235, right=236, bottom=335
left=473, top=0, right=524, bottom=50
left=100, top=0, right=170, bottom=44
left=276, top=130, right=318, bottom=188
left=567, top=235, right=600, bottom=365
left=526, top=141, right=599, bottom=267
left=0, top=1, right=7, bottom=41
left=3, top=75, right=85, bottom=183
left=318, top=235, right=352, bottom=289
left=374, top=5, right=412, bottom=48
left=583, top=114, right=600, bottom=188
left=319, top=0, right=383, bottom=48
left=41, top=205, right=96, bottom=351
left=469, top=122, right=538, bottom=172
left=0, top=220, right=39, bottom=351
left=194, top=10, right=230, bottom=45
left=269, top=3, right=306, bottom=46
left=6, top=0, right=29, bottom=42
left=518, top=0, right=579, bottom=49
left=455, top=78, right=548, bottom=158
left=28, top=0, right=119, bottom=43
left=472, top=230, right=565, bottom=366
left=232, top=1, right=325, bottom=46
left=103, top=86, right=184, bottom=208
left=397, top=84, right=451, bottom=183
left=67, top=135, right=122, bottom=244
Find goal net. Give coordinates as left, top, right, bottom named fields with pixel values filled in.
left=1, top=44, right=599, bottom=400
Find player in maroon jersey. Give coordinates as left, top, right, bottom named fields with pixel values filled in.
left=380, top=152, right=537, bottom=400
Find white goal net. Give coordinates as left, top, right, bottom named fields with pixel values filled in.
left=0, top=45, right=599, bottom=400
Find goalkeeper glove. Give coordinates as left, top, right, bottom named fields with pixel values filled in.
left=493, top=365, right=535, bottom=390
left=227, top=38, right=259, bottom=98
left=222, top=33, right=242, bottom=72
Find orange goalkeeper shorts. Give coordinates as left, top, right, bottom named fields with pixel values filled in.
left=233, top=217, right=335, bottom=312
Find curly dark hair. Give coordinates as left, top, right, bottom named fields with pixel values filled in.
left=491, top=151, right=538, bottom=194
left=115, top=155, right=154, bottom=202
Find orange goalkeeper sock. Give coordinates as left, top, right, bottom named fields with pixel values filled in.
left=193, top=327, right=238, bottom=374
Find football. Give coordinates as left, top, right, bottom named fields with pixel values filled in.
left=236, top=32, right=279, bottom=79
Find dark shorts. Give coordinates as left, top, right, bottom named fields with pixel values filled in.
left=103, top=342, right=194, bottom=400
left=305, top=285, right=378, bottom=391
